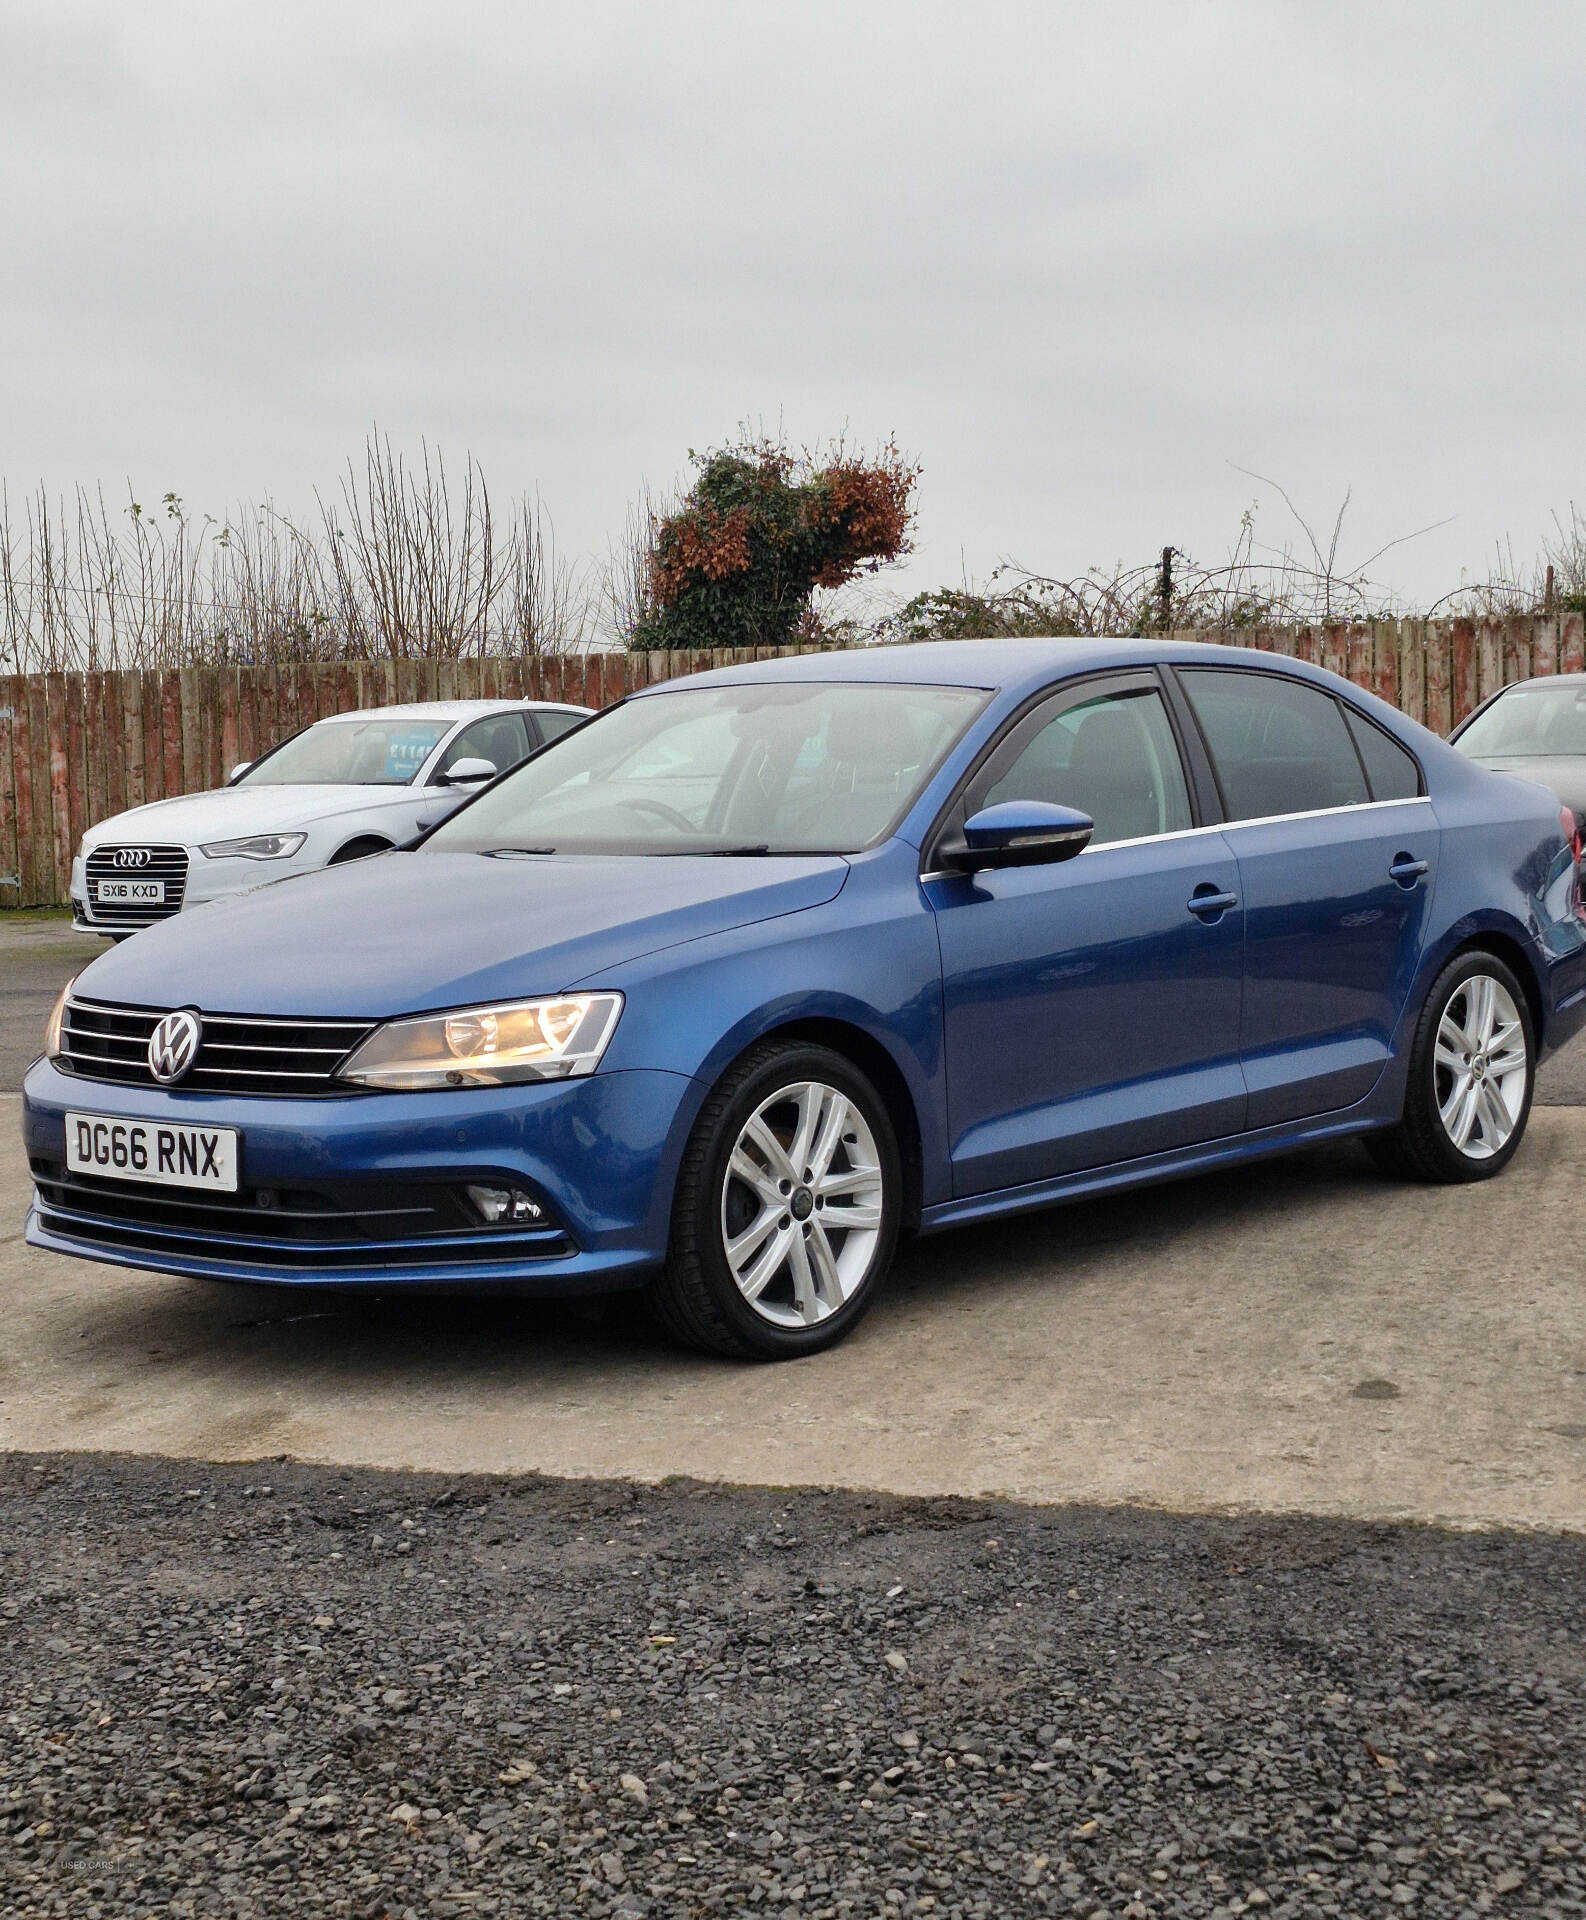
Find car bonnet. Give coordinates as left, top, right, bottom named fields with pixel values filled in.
left=83, top=784, right=418, bottom=842
left=69, top=849, right=851, bottom=1018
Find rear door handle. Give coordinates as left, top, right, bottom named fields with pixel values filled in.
left=1389, top=853, right=1429, bottom=885
left=1188, top=884, right=1239, bottom=921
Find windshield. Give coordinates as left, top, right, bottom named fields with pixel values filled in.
left=239, top=718, right=450, bottom=787
left=423, top=681, right=988, bottom=856
left=1458, top=683, right=1586, bottom=759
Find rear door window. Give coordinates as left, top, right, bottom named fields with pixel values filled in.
left=1180, top=670, right=1369, bottom=821
left=534, top=709, right=587, bottom=745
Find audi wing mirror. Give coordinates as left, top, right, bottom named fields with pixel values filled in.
left=436, top=757, right=497, bottom=787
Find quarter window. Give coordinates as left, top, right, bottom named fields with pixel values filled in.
left=981, top=687, right=1193, bottom=847
left=1180, top=670, right=1369, bottom=821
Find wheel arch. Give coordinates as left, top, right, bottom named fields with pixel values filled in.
left=1442, top=927, right=1547, bottom=1047
left=714, top=1015, right=926, bottom=1232
left=329, top=833, right=394, bottom=865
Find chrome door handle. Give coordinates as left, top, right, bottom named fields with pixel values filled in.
left=1188, top=885, right=1239, bottom=920
left=1389, top=854, right=1429, bottom=885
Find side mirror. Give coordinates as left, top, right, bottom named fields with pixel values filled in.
left=436, top=757, right=497, bottom=787
left=941, top=801, right=1094, bottom=873
left=228, top=761, right=253, bottom=785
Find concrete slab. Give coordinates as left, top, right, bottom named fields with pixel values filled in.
left=4, top=1091, right=1584, bottom=1529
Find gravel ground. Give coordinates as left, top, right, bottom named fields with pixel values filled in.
left=2, top=1456, right=1585, bottom=1918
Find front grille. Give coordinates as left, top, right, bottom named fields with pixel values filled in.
left=57, top=999, right=376, bottom=1098
left=30, top=1158, right=573, bottom=1271
left=85, top=845, right=189, bottom=923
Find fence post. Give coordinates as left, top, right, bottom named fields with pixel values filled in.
left=16, top=675, right=41, bottom=905
left=1562, top=612, right=1586, bottom=676
left=1449, top=618, right=1477, bottom=729
left=0, top=677, right=19, bottom=904
left=46, top=673, right=72, bottom=905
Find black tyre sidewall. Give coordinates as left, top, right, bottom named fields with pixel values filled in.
left=673, top=1044, right=902, bottom=1359
left=1408, top=951, right=1536, bottom=1181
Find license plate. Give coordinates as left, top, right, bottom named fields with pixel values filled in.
left=97, top=879, right=165, bottom=905
left=65, top=1113, right=239, bottom=1192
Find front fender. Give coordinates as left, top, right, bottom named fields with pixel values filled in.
left=580, top=855, right=950, bottom=1208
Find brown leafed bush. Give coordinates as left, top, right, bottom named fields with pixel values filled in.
left=634, top=434, right=918, bottom=650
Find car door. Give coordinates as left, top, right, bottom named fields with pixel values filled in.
left=925, top=673, right=1247, bottom=1196
left=1172, top=666, right=1438, bottom=1129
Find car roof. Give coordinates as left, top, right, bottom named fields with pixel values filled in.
left=628, top=636, right=1365, bottom=703
left=313, top=698, right=591, bottom=725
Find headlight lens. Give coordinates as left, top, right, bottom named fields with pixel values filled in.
left=44, top=980, right=76, bottom=1060
left=199, top=833, right=308, bottom=860
left=335, top=993, right=623, bottom=1090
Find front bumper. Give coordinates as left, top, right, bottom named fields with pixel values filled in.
left=21, top=1059, right=699, bottom=1294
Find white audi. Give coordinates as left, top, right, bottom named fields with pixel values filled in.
left=71, top=697, right=591, bottom=936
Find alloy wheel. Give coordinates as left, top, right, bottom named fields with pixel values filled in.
left=1433, top=972, right=1528, bottom=1160
left=719, top=1080, right=886, bottom=1328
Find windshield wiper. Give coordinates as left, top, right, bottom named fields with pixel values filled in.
left=697, top=844, right=773, bottom=856
left=483, top=845, right=557, bottom=858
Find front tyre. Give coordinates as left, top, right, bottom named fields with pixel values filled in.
left=648, top=1041, right=902, bottom=1358
left=1366, top=950, right=1535, bottom=1183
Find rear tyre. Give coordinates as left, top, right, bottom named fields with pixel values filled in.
left=328, top=836, right=391, bottom=865
left=1365, top=950, right=1535, bottom=1183
left=646, top=1041, right=902, bottom=1359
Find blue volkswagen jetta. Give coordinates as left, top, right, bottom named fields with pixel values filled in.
left=23, top=640, right=1586, bottom=1357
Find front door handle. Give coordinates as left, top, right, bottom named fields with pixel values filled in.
left=1389, top=853, right=1429, bottom=886
left=1188, top=884, right=1239, bottom=921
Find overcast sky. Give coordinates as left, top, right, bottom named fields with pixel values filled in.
left=3, top=0, right=1583, bottom=619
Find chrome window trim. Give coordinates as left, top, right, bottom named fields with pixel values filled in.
left=917, top=795, right=1433, bottom=880
left=1102, top=792, right=1432, bottom=852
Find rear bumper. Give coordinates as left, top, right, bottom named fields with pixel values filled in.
left=21, top=1059, right=700, bottom=1294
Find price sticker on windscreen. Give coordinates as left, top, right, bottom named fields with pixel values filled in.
left=383, top=729, right=440, bottom=779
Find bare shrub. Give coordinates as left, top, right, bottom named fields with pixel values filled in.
left=601, top=485, right=671, bottom=651
left=0, top=435, right=586, bottom=675
left=880, top=484, right=1454, bottom=644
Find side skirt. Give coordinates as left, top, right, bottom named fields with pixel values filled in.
left=919, top=1110, right=1389, bottom=1234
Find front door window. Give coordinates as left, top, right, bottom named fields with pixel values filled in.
left=982, top=687, right=1193, bottom=845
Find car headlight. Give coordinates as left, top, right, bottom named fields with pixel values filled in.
left=199, top=833, right=308, bottom=860
left=44, top=980, right=74, bottom=1061
left=335, top=993, right=623, bottom=1090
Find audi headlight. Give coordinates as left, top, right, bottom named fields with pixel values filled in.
left=199, top=833, right=308, bottom=860
left=335, top=993, right=623, bottom=1090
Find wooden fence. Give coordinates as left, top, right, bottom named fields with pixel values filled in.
left=2, top=613, right=1583, bottom=909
